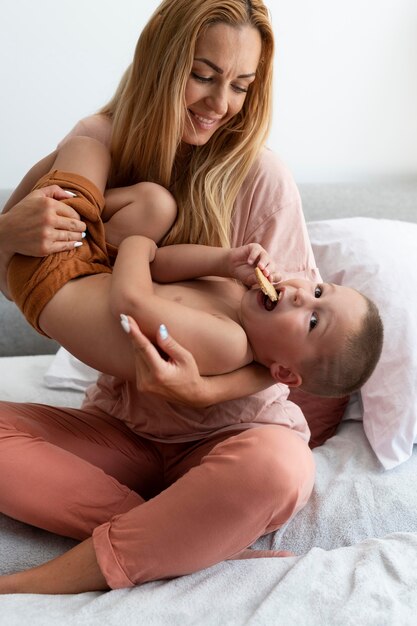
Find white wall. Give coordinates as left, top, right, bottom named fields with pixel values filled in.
left=1, top=0, right=416, bottom=188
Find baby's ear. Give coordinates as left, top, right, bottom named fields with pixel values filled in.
left=270, top=363, right=302, bottom=388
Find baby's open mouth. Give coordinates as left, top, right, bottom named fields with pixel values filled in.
left=263, top=289, right=281, bottom=311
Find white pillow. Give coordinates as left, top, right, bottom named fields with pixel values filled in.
left=44, top=347, right=99, bottom=391
left=308, top=218, right=417, bottom=469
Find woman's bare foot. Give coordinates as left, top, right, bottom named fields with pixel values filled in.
left=229, top=548, right=296, bottom=560
left=0, top=537, right=109, bottom=595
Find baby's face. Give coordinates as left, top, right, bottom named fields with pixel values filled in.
left=240, top=278, right=367, bottom=372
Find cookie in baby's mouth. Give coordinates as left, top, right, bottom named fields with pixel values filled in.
left=255, top=267, right=278, bottom=302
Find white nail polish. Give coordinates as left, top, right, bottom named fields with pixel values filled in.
left=82, top=231, right=86, bottom=238
left=64, top=190, right=77, bottom=197
left=159, top=324, right=168, bottom=340
left=74, top=241, right=83, bottom=248
left=120, top=314, right=131, bottom=334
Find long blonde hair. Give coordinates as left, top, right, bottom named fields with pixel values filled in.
left=101, top=0, right=274, bottom=247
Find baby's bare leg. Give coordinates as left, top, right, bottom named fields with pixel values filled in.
left=39, top=273, right=137, bottom=382
left=53, top=136, right=110, bottom=195
left=103, top=182, right=177, bottom=247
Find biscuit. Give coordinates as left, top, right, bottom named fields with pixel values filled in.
left=255, top=267, right=278, bottom=301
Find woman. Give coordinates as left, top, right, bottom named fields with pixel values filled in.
left=0, top=0, right=319, bottom=593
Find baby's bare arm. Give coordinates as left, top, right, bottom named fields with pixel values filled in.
left=151, top=244, right=229, bottom=282
left=110, top=235, right=156, bottom=307
left=151, top=241, right=280, bottom=286
left=110, top=236, right=251, bottom=375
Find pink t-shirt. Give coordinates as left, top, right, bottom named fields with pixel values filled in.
left=60, top=115, right=321, bottom=444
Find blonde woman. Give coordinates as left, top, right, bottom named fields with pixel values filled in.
left=0, top=1, right=320, bottom=593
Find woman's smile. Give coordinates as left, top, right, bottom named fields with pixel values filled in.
left=182, top=23, right=262, bottom=145
left=188, top=109, right=222, bottom=131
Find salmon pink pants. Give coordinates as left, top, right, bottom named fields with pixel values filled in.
left=0, top=401, right=315, bottom=588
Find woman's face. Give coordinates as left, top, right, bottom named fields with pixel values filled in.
left=183, top=23, right=262, bottom=146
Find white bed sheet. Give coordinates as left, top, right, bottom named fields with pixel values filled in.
left=1, top=355, right=416, bottom=626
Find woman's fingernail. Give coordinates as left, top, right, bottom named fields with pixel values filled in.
left=74, top=241, right=83, bottom=248
left=159, top=324, right=168, bottom=340
left=82, top=231, right=86, bottom=238
left=120, top=314, right=131, bottom=334
left=63, top=190, right=77, bottom=197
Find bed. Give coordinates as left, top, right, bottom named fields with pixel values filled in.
left=1, top=182, right=417, bottom=625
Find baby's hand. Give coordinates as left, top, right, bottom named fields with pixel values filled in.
left=228, top=243, right=281, bottom=288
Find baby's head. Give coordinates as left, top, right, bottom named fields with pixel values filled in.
left=240, top=278, right=383, bottom=397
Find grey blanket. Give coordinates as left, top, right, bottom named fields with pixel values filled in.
left=0, top=355, right=416, bottom=625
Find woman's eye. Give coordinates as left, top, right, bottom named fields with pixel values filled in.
left=192, top=72, right=248, bottom=93
left=309, top=312, right=319, bottom=331
left=232, top=84, right=248, bottom=94
left=192, top=72, right=211, bottom=83
left=314, top=285, right=323, bottom=298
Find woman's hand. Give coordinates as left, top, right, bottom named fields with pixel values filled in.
left=120, top=315, right=275, bottom=407
left=121, top=315, right=211, bottom=407
left=228, top=243, right=282, bottom=288
left=0, top=186, right=86, bottom=297
left=0, top=186, right=86, bottom=258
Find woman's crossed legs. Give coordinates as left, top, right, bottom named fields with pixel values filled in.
left=0, top=402, right=314, bottom=593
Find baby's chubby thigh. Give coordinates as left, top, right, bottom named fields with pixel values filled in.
left=40, top=273, right=135, bottom=381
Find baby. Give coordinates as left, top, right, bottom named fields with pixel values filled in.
left=7, top=137, right=383, bottom=398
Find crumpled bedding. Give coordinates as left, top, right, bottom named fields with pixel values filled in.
left=1, top=355, right=416, bottom=626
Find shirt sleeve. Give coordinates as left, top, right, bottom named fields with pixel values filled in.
left=231, top=147, right=322, bottom=283
left=57, top=114, right=112, bottom=150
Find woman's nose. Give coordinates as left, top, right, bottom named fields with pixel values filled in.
left=206, top=86, right=228, bottom=116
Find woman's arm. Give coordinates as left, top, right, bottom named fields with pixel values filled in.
left=0, top=114, right=112, bottom=296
